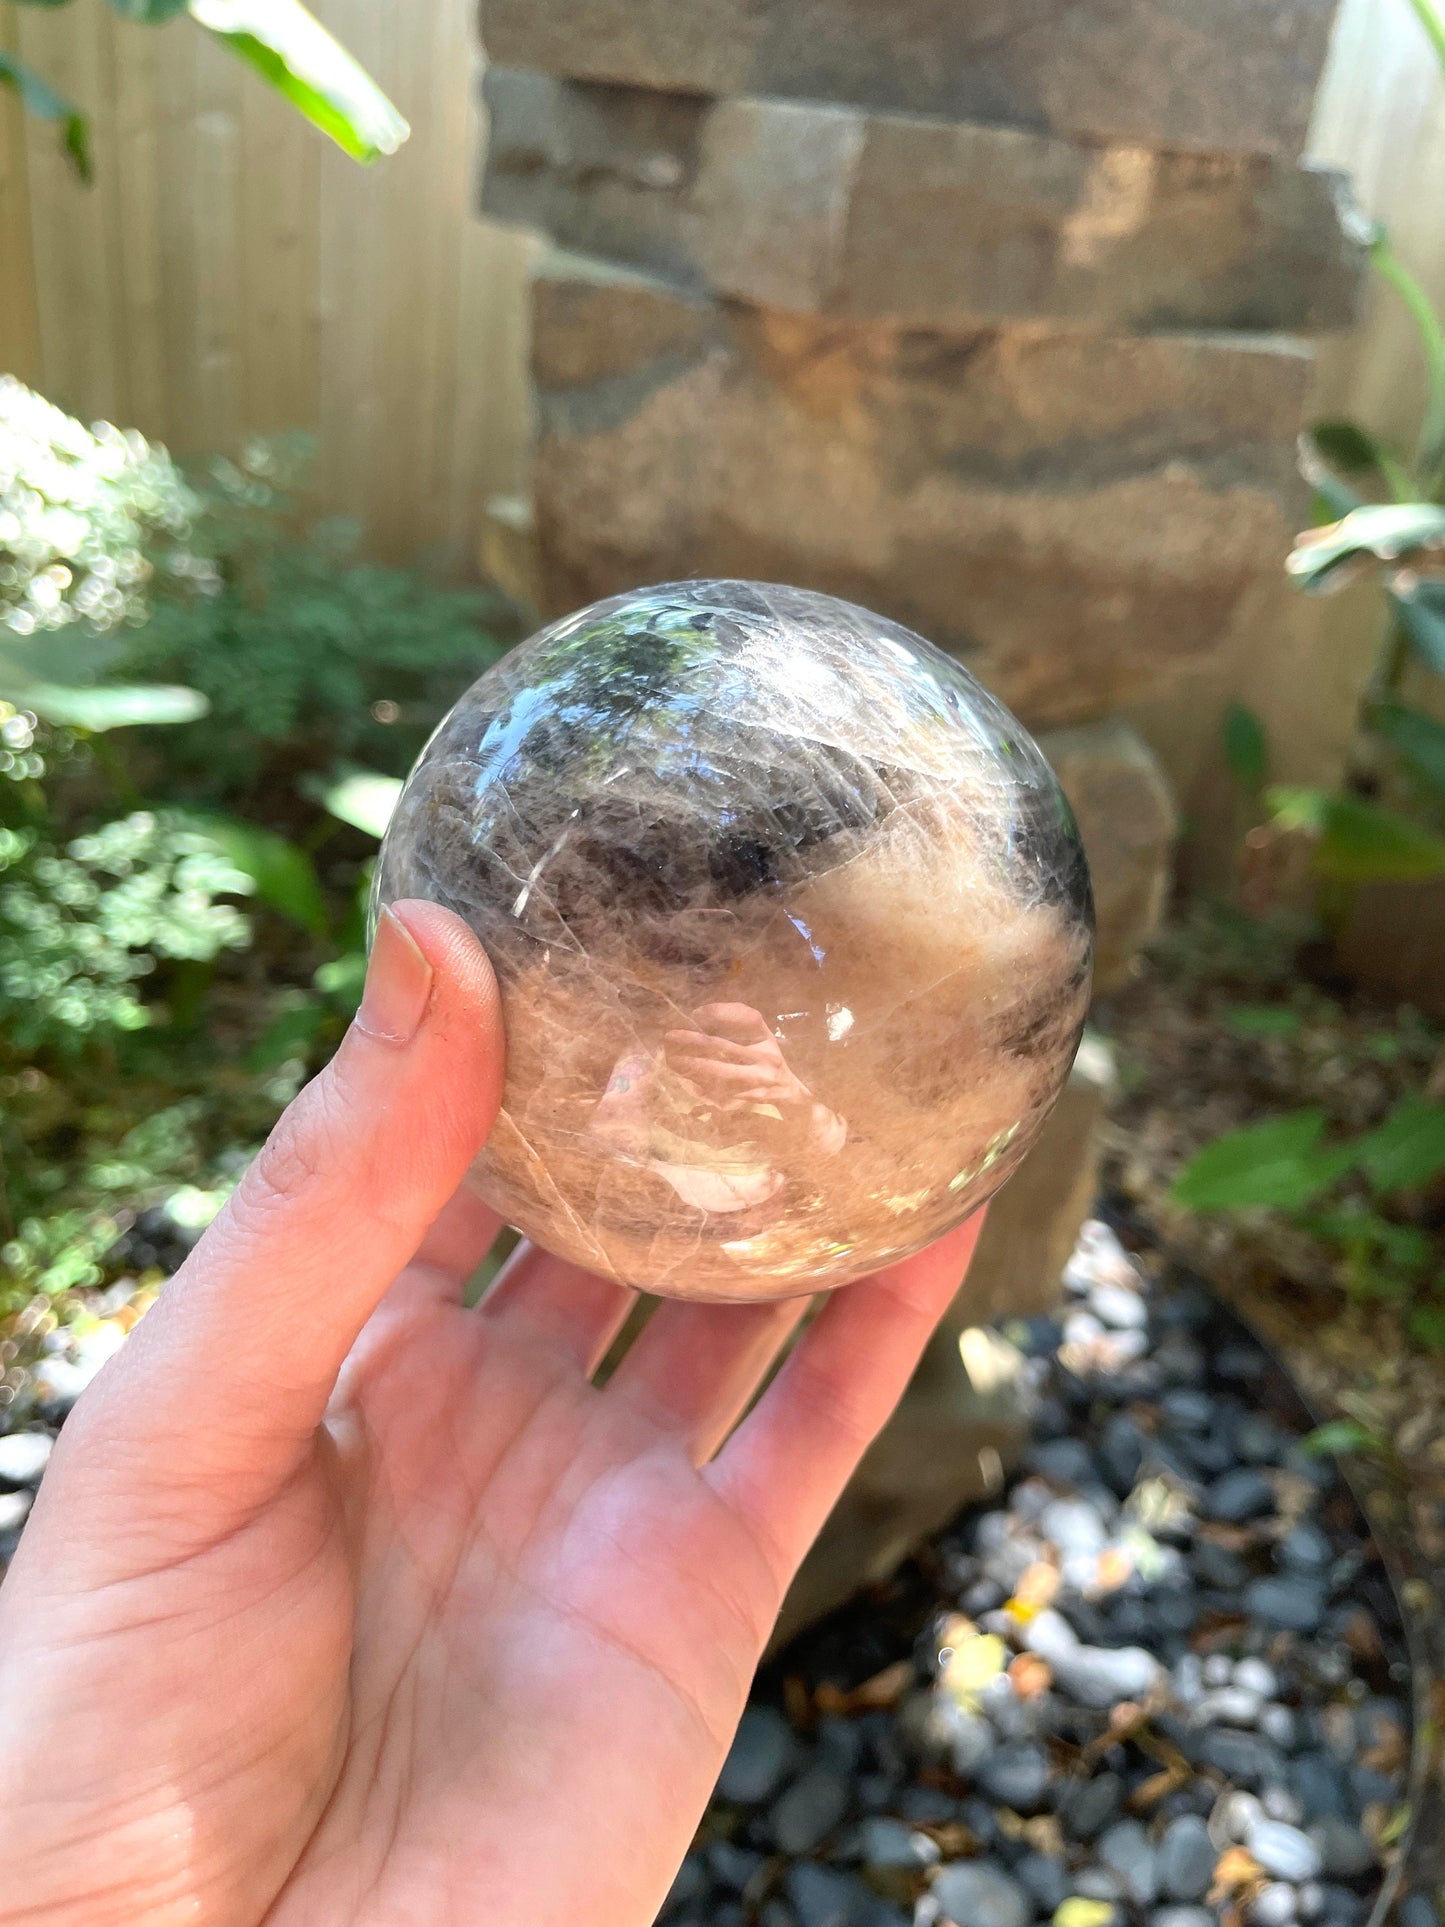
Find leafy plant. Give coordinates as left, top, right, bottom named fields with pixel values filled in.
left=0, top=396, right=512, bottom=1379
left=1189, top=3, right=1445, bottom=1353
left=1267, top=784, right=1445, bottom=883
left=2, top=0, right=406, bottom=181
left=0, top=810, right=253, bottom=1050
left=0, top=378, right=212, bottom=733
left=120, top=439, right=508, bottom=792
left=1267, top=1, right=1445, bottom=890
left=1300, top=1417, right=1387, bottom=1459
left=1172, top=1109, right=1355, bottom=1213
left=1173, top=1094, right=1445, bottom=1346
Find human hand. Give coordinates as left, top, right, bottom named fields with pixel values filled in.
left=663, top=1003, right=847, bottom=1153
left=0, top=903, right=981, bottom=1927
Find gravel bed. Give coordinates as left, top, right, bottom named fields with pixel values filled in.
left=666, top=1218, right=1425, bottom=1927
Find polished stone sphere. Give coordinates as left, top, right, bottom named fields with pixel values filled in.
left=373, top=581, right=1093, bottom=1301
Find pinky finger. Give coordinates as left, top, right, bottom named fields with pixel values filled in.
left=703, top=1215, right=984, bottom=1585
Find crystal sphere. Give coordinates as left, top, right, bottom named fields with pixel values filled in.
left=373, top=581, right=1093, bottom=1301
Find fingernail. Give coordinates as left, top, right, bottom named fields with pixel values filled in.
left=357, top=906, right=434, bottom=1045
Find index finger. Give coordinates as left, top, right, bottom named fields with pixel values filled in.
left=663, top=1029, right=763, bottom=1065
left=688, top=1003, right=775, bottom=1041
left=703, top=1214, right=985, bottom=1586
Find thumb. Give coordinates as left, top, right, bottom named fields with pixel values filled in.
left=78, top=900, right=504, bottom=1480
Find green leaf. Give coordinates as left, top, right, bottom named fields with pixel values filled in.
left=1355, top=1095, right=1445, bottom=1193
left=1317, top=796, right=1445, bottom=882
left=1392, top=581, right=1445, bottom=675
left=8, top=0, right=79, bottom=9
left=1299, top=1418, right=1382, bottom=1459
left=1223, top=703, right=1268, bottom=787
left=1298, top=425, right=1372, bottom=519
left=14, top=682, right=209, bottom=729
left=184, top=813, right=327, bottom=935
left=1286, top=503, right=1445, bottom=594
left=1302, top=421, right=1415, bottom=513
left=0, top=51, right=91, bottom=181
left=247, top=996, right=327, bottom=1070
left=1373, top=702, right=1445, bottom=791
left=1301, top=471, right=1364, bottom=523
left=1302, top=1204, right=1433, bottom=1273
left=1268, top=785, right=1445, bottom=883
left=1223, top=1005, right=1301, bottom=1040
left=314, top=949, right=367, bottom=1012
left=104, top=0, right=190, bottom=16
left=1375, top=1219, right=1434, bottom=1269
left=0, top=628, right=126, bottom=691
left=1172, top=1109, right=1352, bottom=1213
left=1311, top=420, right=1392, bottom=478
left=1298, top=441, right=1360, bottom=517
left=1409, top=1302, right=1445, bottom=1349
left=301, top=764, right=402, bottom=839
left=188, top=0, right=408, bottom=163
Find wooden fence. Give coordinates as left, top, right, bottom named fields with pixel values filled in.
left=0, top=0, right=536, bottom=570
left=1311, top=0, right=1445, bottom=447
left=0, top=0, right=1441, bottom=577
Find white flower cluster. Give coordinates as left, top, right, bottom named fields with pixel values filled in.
left=0, top=378, right=214, bottom=640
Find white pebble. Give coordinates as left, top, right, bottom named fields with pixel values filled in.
left=1064, top=1310, right=1106, bottom=1347
left=1234, top=1657, right=1280, bottom=1698
left=1040, top=1498, right=1108, bottom=1556
left=1251, top=1882, right=1298, bottom=1927
left=1089, top=1280, right=1149, bottom=1331
left=1194, top=1687, right=1263, bottom=1728
left=1173, top=1654, right=1205, bottom=1704
left=1213, top=1789, right=1264, bottom=1845
left=1261, top=1787, right=1304, bottom=1826
left=1023, top=1609, right=1080, bottom=1663
left=1247, top=1821, right=1324, bottom=1882
left=1259, top=1705, right=1298, bottom=1750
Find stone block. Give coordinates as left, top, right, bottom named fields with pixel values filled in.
left=957, top=1035, right=1116, bottom=1329
left=1040, top=721, right=1179, bottom=990
left=484, top=71, right=1363, bottom=334
left=480, top=0, right=1338, bottom=159
left=773, top=1037, right=1114, bottom=1645
left=530, top=254, right=1313, bottom=726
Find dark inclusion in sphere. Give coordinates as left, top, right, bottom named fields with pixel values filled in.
left=373, top=581, right=1094, bottom=1301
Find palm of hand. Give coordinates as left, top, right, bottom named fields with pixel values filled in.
left=0, top=905, right=979, bottom=1927
left=274, top=1265, right=786, bottom=1927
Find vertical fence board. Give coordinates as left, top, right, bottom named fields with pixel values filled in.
left=108, top=17, right=167, bottom=436
left=1310, top=0, right=1445, bottom=450
left=0, top=6, right=42, bottom=389
left=238, top=27, right=321, bottom=443
left=16, top=1, right=124, bottom=424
